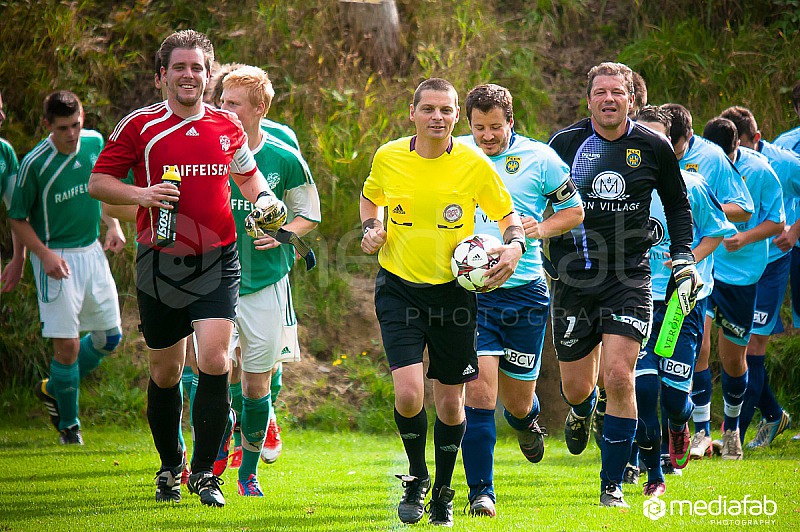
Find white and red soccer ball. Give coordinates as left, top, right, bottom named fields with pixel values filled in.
left=451, top=234, right=502, bottom=293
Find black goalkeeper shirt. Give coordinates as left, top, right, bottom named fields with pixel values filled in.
left=548, top=118, right=693, bottom=275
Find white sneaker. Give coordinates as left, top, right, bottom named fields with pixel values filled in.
left=690, top=429, right=712, bottom=459
left=720, top=428, right=743, bottom=460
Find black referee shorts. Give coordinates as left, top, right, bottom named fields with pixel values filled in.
left=136, top=242, right=240, bottom=350
left=550, top=269, right=652, bottom=362
left=375, top=268, right=478, bottom=385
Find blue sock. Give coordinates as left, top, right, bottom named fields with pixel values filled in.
left=636, top=374, right=662, bottom=482
left=662, top=384, right=693, bottom=429
left=758, top=374, right=783, bottom=422
left=660, top=400, right=670, bottom=454
left=503, top=394, right=540, bottom=431
left=50, top=359, right=80, bottom=430
left=564, top=385, right=597, bottom=419
left=600, top=414, right=637, bottom=489
left=721, top=369, right=748, bottom=432
left=740, top=355, right=765, bottom=440
left=691, top=368, right=712, bottom=436
left=462, top=406, right=496, bottom=501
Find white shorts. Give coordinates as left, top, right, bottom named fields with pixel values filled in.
left=31, top=241, right=121, bottom=338
left=228, top=274, right=300, bottom=373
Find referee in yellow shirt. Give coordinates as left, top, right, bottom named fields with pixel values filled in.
left=360, top=78, right=525, bottom=527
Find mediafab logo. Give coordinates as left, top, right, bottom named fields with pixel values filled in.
left=643, top=495, right=777, bottom=522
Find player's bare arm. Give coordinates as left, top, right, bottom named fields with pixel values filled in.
left=721, top=202, right=752, bottom=223
left=89, top=172, right=180, bottom=209
left=722, top=220, right=784, bottom=253
left=360, top=193, right=386, bottom=255
left=483, top=212, right=523, bottom=288
left=8, top=218, right=70, bottom=279
left=101, top=204, right=126, bottom=253
left=0, top=229, right=26, bottom=292
left=522, top=204, right=584, bottom=240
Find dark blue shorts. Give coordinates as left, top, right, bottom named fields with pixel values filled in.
left=752, top=253, right=791, bottom=336
left=790, top=247, right=800, bottom=327
left=636, top=297, right=707, bottom=393
left=707, top=279, right=757, bottom=346
left=476, top=279, right=549, bottom=381
left=374, top=268, right=478, bottom=385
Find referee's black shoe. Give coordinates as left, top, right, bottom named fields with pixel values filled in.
left=427, top=485, right=455, bottom=526
left=396, top=474, right=430, bottom=524
left=565, top=407, right=594, bottom=455
left=188, top=471, right=225, bottom=507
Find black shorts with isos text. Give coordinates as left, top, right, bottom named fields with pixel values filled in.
left=136, top=242, right=240, bottom=350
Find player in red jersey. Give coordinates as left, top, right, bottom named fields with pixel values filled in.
left=89, top=29, right=282, bottom=508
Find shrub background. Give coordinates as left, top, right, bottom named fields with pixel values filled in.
left=1, top=0, right=798, bottom=429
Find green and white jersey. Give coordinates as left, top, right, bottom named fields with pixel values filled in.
left=0, top=137, right=19, bottom=209
left=10, top=129, right=104, bottom=248
left=232, top=132, right=321, bottom=294
left=261, top=118, right=300, bottom=151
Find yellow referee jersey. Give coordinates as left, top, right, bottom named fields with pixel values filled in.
left=363, top=136, right=514, bottom=285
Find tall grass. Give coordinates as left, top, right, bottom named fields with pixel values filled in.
left=1, top=1, right=799, bottom=429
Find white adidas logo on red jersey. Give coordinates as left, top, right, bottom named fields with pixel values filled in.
left=186, top=127, right=199, bottom=137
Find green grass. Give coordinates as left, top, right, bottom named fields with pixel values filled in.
left=1, top=423, right=798, bottom=531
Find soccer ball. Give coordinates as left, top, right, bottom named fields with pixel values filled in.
left=451, top=234, right=502, bottom=292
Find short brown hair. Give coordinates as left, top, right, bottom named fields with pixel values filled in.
left=157, top=29, right=214, bottom=73
left=586, top=62, right=634, bottom=97
left=44, top=90, right=81, bottom=123
left=703, top=117, right=739, bottom=155
left=465, top=84, right=513, bottom=124
left=412, top=78, right=457, bottom=108
left=720, top=106, right=758, bottom=140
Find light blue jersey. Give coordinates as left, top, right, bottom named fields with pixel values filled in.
left=774, top=125, right=800, bottom=154
left=680, top=134, right=753, bottom=214
left=649, top=170, right=735, bottom=301
left=461, top=132, right=581, bottom=287
left=714, top=148, right=785, bottom=286
left=756, top=140, right=800, bottom=262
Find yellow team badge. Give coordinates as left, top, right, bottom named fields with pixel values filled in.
left=505, top=156, right=521, bottom=174
left=685, top=163, right=699, bottom=173
left=626, top=149, right=641, bottom=168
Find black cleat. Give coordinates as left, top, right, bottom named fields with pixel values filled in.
left=155, top=461, right=184, bottom=503
left=35, top=379, right=60, bottom=430
left=516, top=416, right=547, bottom=463
left=565, top=406, right=594, bottom=455
left=58, top=424, right=84, bottom=445
left=188, top=471, right=226, bottom=507
left=427, top=485, right=455, bottom=526
left=396, top=474, right=430, bottom=524
left=600, top=483, right=629, bottom=508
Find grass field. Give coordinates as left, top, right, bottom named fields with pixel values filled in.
left=0, top=423, right=798, bottom=531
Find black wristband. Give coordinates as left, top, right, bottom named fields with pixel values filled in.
left=503, top=225, right=527, bottom=254
left=257, top=190, right=271, bottom=202
left=362, top=218, right=381, bottom=234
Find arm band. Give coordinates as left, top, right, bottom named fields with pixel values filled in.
left=503, top=225, right=527, bottom=254
left=545, top=179, right=578, bottom=206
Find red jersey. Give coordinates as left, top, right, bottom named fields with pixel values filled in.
left=93, top=101, right=258, bottom=255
